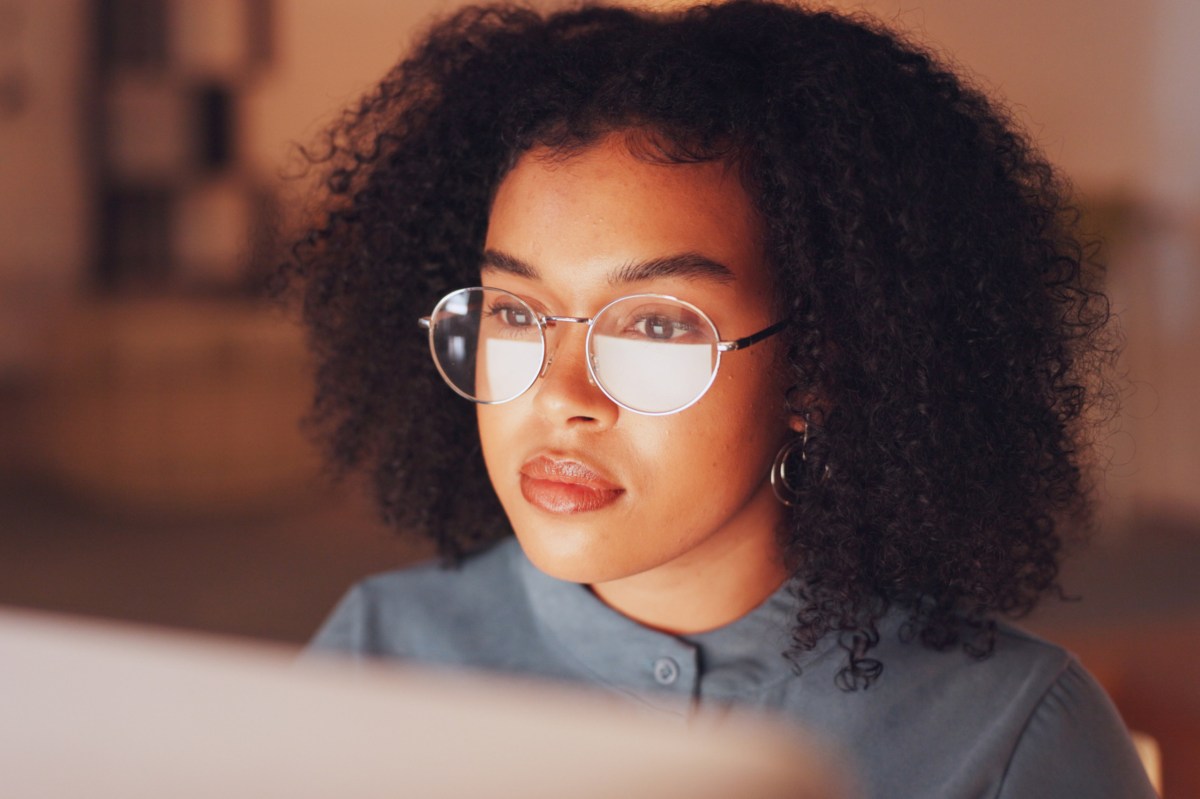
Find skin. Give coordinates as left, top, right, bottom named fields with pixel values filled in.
left=477, top=132, right=800, bottom=634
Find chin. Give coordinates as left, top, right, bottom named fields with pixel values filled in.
left=511, top=524, right=637, bottom=586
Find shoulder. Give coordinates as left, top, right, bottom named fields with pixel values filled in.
left=990, top=637, right=1158, bottom=798
left=891, top=621, right=1076, bottom=710
left=307, top=537, right=535, bottom=665
left=798, top=619, right=1079, bottom=725
left=783, top=620, right=1155, bottom=798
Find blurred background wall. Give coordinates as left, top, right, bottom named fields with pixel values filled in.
left=0, top=0, right=1197, bottom=793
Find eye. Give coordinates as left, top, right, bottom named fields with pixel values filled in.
left=626, top=312, right=700, bottom=341
left=636, top=314, right=683, bottom=340
left=487, top=301, right=537, bottom=328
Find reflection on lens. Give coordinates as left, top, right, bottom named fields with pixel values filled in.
left=429, top=288, right=544, bottom=403
left=482, top=338, right=542, bottom=401
left=591, top=336, right=715, bottom=413
left=591, top=295, right=718, bottom=413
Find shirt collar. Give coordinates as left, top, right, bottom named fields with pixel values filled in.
left=511, top=539, right=802, bottom=711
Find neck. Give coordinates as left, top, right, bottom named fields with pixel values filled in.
left=589, top=483, right=790, bottom=635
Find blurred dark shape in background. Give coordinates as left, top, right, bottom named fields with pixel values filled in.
left=0, top=0, right=436, bottom=646
left=89, top=0, right=271, bottom=292
left=0, top=0, right=1196, bottom=794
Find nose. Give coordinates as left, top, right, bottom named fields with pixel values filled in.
left=532, top=321, right=619, bottom=427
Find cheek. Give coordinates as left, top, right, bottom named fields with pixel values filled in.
left=708, top=355, right=793, bottom=469
left=475, top=405, right=521, bottom=488
left=712, top=347, right=790, bottom=428
left=633, top=378, right=785, bottom=500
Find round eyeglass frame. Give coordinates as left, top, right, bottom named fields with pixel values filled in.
left=418, top=286, right=789, bottom=416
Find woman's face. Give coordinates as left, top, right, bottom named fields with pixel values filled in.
left=478, top=133, right=795, bottom=624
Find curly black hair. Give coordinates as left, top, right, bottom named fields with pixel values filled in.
left=277, top=0, right=1113, bottom=689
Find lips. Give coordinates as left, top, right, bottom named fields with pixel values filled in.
left=519, top=455, right=625, bottom=514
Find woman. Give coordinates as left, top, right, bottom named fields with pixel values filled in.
left=282, top=2, right=1155, bottom=795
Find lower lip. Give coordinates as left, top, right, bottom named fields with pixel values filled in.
left=519, top=475, right=624, bottom=514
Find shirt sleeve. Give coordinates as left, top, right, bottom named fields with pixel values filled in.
left=996, top=659, right=1158, bottom=798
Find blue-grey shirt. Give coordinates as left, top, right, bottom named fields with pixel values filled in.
left=310, top=537, right=1155, bottom=798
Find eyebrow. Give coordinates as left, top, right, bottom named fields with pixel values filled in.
left=480, top=249, right=736, bottom=285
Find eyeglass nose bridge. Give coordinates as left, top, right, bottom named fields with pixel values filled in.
left=537, top=314, right=595, bottom=381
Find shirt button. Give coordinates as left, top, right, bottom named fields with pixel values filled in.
left=652, top=657, right=680, bottom=685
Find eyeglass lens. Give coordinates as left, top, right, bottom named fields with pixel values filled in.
left=428, top=288, right=720, bottom=414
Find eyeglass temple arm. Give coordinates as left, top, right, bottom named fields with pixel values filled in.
left=418, top=317, right=431, bottom=330
left=717, top=318, right=790, bottom=352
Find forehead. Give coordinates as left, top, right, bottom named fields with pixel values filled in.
left=484, top=134, right=771, bottom=295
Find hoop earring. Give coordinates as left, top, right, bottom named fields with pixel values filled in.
left=770, top=430, right=807, bottom=507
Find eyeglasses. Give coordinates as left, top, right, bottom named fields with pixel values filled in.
left=419, top=287, right=787, bottom=415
